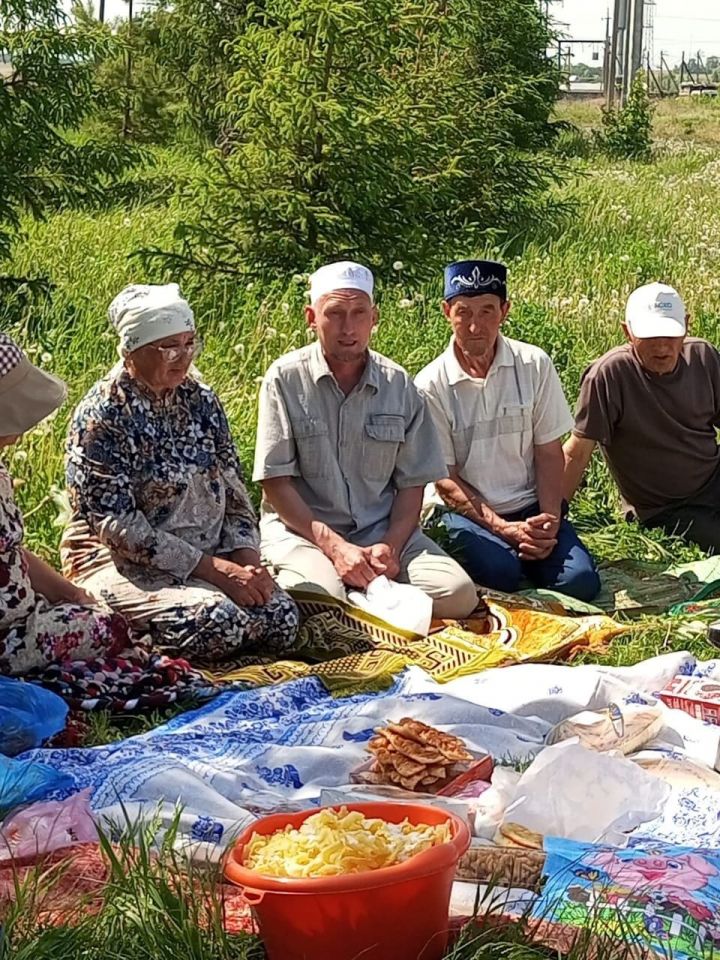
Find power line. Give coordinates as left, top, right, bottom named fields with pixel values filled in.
left=654, top=14, right=720, bottom=22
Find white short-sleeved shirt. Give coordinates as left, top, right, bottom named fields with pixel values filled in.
left=415, top=335, right=573, bottom=516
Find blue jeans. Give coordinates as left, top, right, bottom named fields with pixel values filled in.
left=441, top=503, right=601, bottom=602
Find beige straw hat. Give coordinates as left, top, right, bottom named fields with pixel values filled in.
left=0, top=333, right=67, bottom=435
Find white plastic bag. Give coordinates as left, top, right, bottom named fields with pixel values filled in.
left=472, top=766, right=522, bottom=839
left=348, top=576, right=432, bottom=635
left=501, top=740, right=670, bottom=846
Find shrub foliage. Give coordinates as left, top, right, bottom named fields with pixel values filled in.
left=0, top=0, right=136, bottom=293
left=599, top=73, right=654, bottom=161
left=141, top=0, right=565, bottom=281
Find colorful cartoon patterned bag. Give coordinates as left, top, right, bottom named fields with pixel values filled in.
left=532, top=837, right=720, bottom=960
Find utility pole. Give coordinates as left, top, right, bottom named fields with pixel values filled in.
left=607, top=0, right=624, bottom=107
left=99, top=0, right=105, bottom=22
left=617, top=0, right=644, bottom=103
left=621, top=0, right=633, bottom=103
left=122, top=0, right=134, bottom=139
left=659, top=49, right=664, bottom=94
left=603, top=8, right=611, bottom=98
left=632, top=0, right=645, bottom=79
left=647, top=52, right=663, bottom=97
left=679, top=51, right=697, bottom=86
left=697, top=50, right=711, bottom=86
left=631, top=0, right=644, bottom=83
left=661, top=51, right=680, bottom=94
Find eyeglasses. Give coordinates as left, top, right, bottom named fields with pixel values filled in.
left=153, top=338, right=204, bottom=363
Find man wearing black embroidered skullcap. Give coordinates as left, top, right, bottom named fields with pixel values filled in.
left=416, top=259, right=600, bottom=602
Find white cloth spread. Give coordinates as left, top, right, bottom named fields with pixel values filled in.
left=21, top=651, right=720, bottom=856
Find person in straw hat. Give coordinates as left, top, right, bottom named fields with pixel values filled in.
left=253, top=260, right=478, bottom=618
left=61, top=283, right=299, bottom=661
left=0, top=333, right=131, bottom=676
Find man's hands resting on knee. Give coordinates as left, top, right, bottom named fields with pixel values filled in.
left=501, top=513, right=559, bottom=561
left=327, top=539, right=400, bottom=589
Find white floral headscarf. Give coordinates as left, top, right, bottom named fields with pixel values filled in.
left=108, top=283, right=195, bottom=354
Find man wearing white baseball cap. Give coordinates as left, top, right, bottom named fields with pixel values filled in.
left=253, top=260, right=478, bottom=618
left=564, top=282, right=720, bottom=550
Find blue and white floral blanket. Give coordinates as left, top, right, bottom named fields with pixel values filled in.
left=20, top=651, right=720, bottom=852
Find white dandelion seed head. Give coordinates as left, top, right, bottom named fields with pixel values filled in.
left=392, top=261, right=404, bottom=272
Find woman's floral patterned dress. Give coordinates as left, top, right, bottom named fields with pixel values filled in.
left=0, top=464, right=130, bottom=676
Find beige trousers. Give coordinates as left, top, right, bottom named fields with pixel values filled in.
left=261, top=528, right=477, bottom=620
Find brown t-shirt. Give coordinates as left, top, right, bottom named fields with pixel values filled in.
left=573, top=338, right=720, bottom=520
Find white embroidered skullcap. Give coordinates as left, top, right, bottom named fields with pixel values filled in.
left=0, top=333, right=67, bottom=435
left=108, top=283, right=195, bottom=354
left=309, top=261, right=374, bottom=305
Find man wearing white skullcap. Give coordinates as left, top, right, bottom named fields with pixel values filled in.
left=61, top=283, right=299, bottom=660
left=253, top=260, right=478, bottom=619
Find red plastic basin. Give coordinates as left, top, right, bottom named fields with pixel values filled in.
left=224, top=801, right=471, bottom=960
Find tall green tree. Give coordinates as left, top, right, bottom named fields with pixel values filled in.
left=146, top=0, right=564, bottom=282
left=0, top=0, right=134, bottom=290
left=146, top=0, right=250, bottom=143
left=89, top=8, right=183, bottom=143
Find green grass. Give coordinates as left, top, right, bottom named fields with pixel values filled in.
left=3, top=98, right=720, bottom=959
left=0, top=812, right=264, bottom=960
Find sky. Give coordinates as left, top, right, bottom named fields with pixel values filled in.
left=552, top=0, right=720, bottom=64
left=80, top=0, right=720, bottom=66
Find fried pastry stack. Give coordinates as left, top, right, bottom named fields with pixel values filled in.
left=363, top=717, right=474, bottom=792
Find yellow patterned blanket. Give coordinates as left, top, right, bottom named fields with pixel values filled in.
left=202, top=591, right=624, bottom=694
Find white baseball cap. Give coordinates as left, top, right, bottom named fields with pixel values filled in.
left=625, top=282, right=687, bottom=339
left=309, top=261, right=374, bottom=305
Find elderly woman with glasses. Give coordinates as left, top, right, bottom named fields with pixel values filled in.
left=61, top=283, right=299, bottom=661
